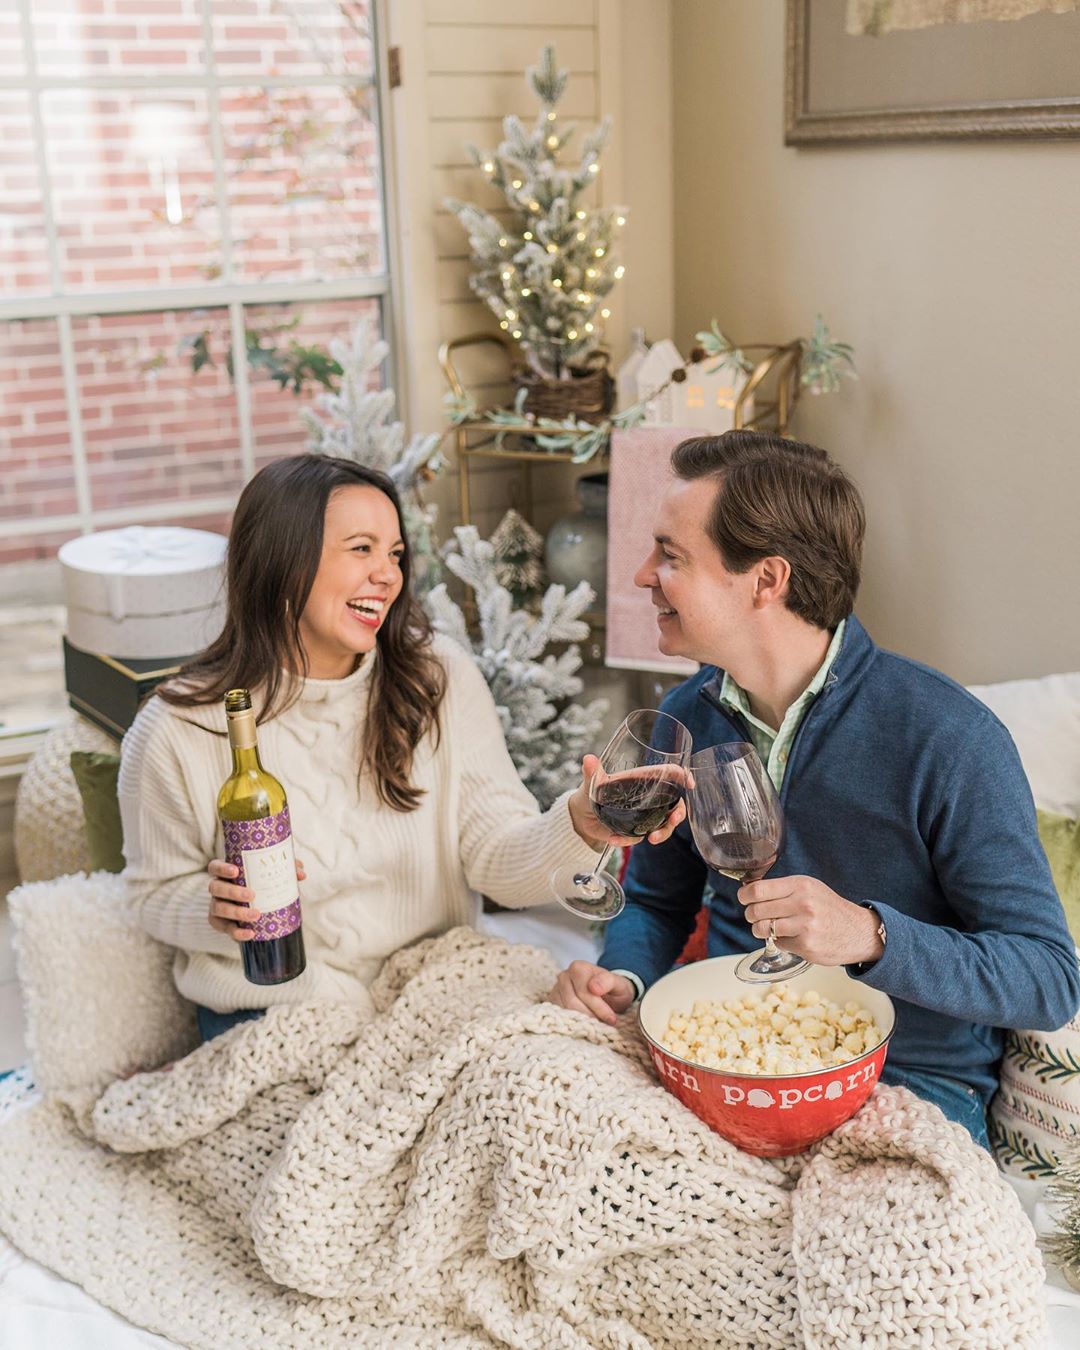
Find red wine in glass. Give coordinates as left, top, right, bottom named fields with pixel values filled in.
left=592, top=772, right=685, bottom=838
left=550, top=710, right=693, bottom=921
left=687, top=742, right=809, bottom=984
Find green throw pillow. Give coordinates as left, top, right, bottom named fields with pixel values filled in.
left=69, top=750, right=124, bottom=874
left=1037, top=808, right=1080, bottom=947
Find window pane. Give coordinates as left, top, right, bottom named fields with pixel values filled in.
left=42, top=89, right=223, bottom=293
left=221, top=84, right=383, bottom=282
left=0, top=584, right=68, bottom=731
left=32, top=0, right=206, bottom=80
left=0, top=92, right=50, bottom=296
left=73, top=309, right=245, bottom=512
left=0, top=7, right=23, bottom=77
left=0, top=319, right=78, bottom=530
left=245, top=296, right=381, bottom=469
left=212, top=0, right=373, bottom=80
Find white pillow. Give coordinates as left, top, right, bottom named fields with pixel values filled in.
left=9, top=870, right=198, bottom=1093
left=968, top=672, right=1080, bottom=818
left=971, top=672, right=1080, bottom=1177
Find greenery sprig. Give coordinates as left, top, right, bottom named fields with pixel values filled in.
left=446, top=315, right=857, bottom=463
left=799, top=315, right=857, bottom=395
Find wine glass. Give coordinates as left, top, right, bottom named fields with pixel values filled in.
left=550, top=709, right=693, bottom=921
left=687, top=742, right=809, bottom=984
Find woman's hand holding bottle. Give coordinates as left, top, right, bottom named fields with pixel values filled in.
left=207, top=856, right=306, bottom=941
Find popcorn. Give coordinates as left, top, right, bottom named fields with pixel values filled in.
left=661, top=988, right=884, bottom=1075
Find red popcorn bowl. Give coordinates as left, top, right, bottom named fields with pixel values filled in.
left=638, top=956, right=894, bottom=1157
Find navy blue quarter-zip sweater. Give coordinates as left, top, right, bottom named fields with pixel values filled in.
left=600, top=616, right=1080, bottom=1103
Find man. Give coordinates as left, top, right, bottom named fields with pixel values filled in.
left=549, top=430, right=1079, bottom=1144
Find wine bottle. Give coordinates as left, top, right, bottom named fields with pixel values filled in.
left=218, top=688, right=306, bottom=985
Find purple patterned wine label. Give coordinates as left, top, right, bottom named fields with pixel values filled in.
left=222, top=805, right=302, bottom=941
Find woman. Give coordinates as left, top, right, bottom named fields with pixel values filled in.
left=120, top=454, right=680, bottom=1041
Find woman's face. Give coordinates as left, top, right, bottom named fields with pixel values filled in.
left=297, top=484, right=405, bottom=678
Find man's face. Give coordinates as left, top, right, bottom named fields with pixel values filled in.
left=634, top=475, right=757, bottom=666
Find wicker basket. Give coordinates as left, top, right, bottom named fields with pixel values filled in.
left=515, top=355, right=614, bottom=421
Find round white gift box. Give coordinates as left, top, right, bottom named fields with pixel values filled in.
left=60, top=525, right=227, bottom=659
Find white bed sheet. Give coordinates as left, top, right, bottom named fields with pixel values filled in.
left=4, top=1183, right=1079, bottom=1350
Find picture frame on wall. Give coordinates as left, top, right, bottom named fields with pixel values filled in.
left=785, top=0, right=1080, bottom=144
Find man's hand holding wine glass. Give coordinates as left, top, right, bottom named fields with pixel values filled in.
left=737, top=874, right=885, bottom=967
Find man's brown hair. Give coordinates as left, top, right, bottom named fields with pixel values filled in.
left=670, top=430, right=865, bottom=630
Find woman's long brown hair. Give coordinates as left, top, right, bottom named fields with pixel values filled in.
left=159, top=454, right=446, bottom=811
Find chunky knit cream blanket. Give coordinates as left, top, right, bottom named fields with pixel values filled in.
left=0, top=929, right=1047, bottom=1349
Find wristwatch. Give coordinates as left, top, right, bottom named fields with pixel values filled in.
left=861, top=902, right=887, bottom=959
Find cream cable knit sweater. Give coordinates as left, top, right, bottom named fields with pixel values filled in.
left=119, top=634, right=597, bottom=1013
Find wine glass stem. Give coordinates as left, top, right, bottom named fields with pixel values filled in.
left=584, top=843, right=616, bottom=886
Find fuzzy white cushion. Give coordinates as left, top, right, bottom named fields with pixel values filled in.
left=9, top=871, right=198, bottom=1093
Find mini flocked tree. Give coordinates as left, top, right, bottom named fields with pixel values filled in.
left=301, top=317, right=445, bottom=596
left=444, top=45, right=628, bottom=382
left=489, top=508, right=545, bottom=609
left=428, top=526, right=607, bottom=810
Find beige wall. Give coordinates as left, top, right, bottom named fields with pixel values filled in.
left=671, top=1, right=1080, bottom=684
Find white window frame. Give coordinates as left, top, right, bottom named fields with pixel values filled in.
left=1, top=0, right=401, bottom=544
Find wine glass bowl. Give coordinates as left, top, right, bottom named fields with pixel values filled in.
left=687, top=742, right=809, bottom=984
left=550, top=709, right=693, bottom=921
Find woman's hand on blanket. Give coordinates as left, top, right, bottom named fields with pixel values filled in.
left=546, top=961, right=636, bottom=1026
left=207, top=856, right=307, bottom=941
left=568, top=755, right=688, bottom=850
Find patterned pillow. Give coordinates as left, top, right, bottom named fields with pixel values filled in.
left=989, top=809, right=1080, bottom=1177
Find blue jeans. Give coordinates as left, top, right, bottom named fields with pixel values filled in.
left=880, top=1063, right=990, bottom=1149
left=196, top=1004, right=265, bottom=1043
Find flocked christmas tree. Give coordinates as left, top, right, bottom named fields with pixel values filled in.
left=301, top=317, right=445, bottom=596
left=489, top=508, right=545, bottom=609
left=444, top=45, right=628, bottom=381
left=429, top=526, right=607, bottom=809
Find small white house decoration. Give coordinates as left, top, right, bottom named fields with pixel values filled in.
left=679, top=358, right=752, bottom=432
left=635, top=338, right=752, bottom=432
left=634, top=340, right=684, bottom=426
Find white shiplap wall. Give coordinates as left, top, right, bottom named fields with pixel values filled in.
left=388, top=0, right=626, bottom=540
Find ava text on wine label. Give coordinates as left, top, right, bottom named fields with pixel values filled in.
left=650, top=1047, right=879, bottom=1107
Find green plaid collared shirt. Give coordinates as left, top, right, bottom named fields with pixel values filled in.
left=718, top=620, right=846, bottom=791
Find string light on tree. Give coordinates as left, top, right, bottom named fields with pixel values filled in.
left=444, top=43, right=628, bottom=382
